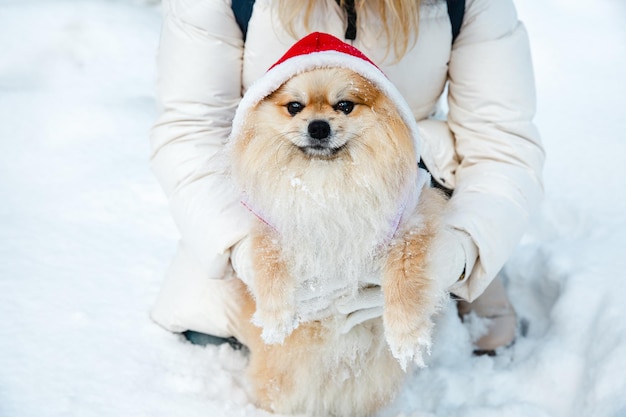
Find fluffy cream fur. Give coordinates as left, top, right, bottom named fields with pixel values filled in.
left=230, top=67, right=448, bottom=417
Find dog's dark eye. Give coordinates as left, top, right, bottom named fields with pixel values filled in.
left=334, top=101, right=355, bottom=115
left=286, top=102, right=304, bottom=116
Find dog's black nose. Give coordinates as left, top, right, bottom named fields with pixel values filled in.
left=308, top=120, right=331, bottom=140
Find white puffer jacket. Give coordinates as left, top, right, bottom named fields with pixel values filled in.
left=150, top=0, right=544, bottom=337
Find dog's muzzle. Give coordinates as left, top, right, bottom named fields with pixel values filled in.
left=302, top=120, right=345, bottom=157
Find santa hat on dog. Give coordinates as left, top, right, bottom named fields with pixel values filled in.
left=229, top=32, right=421, bottom=159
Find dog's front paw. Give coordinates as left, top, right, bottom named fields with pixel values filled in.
left=384, top=313, right=434, bottom=371
left=252, top=307, right=300, bottom=345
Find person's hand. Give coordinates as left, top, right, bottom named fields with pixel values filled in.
left=334, top=286, right=384, bottom=334
left=426, top=226, right=477, bottom=290
left=230, top=234, right=255, bottom=289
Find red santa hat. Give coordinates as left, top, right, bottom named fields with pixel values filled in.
left=229, top=32, right=421, bottom=158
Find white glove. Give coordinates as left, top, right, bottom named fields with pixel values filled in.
left=230, top=234, right=255, bottom=290
left=335, top=286, right=384, bottom=334
left=427, top=226, right=478, bottom=290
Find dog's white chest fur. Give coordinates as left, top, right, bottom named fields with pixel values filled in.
left=245, top=163, right=423, bottom=320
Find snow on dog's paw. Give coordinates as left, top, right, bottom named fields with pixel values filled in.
left=388, top=334, right=431, bottom=371
left=384, top=319, right=433, bottom=371
left=252, top=308, right=300, bottom=345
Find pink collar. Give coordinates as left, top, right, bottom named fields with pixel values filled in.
left=240, top=199, right=278, bottom=233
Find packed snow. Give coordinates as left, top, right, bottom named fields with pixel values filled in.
left=1, top=0, right=625, bottom=416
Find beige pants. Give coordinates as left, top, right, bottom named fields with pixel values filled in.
left=457, top=276, right=517, bottom=351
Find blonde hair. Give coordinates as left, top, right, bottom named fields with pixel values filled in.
left=276, top=0, right=421, bottom=60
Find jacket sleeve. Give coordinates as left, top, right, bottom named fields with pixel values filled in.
left=444, top=0, right=545, bottom=301
left=150, top=0, right=255, bottom=279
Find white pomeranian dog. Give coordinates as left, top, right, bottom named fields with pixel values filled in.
left=227, top=33, right=449, bottom=417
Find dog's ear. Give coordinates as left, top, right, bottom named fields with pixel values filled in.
left=372, top=92, right=416, bottom=158
left=389, top=111, right=415, bottom=153
left=234, top=112, right=257, bottom=151
left=346, top=71, right=380, bottom=107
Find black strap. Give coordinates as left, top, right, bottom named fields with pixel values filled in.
left=420, top=0, right=465, bottom=194
left=232, top=0, right=255, bottom=41
left=338, top=0, right=357, bottom=40
left=418, top=159, right=453, bottom=197
left=233, top=0, right=465, bottom=44
left=447, top=0, right=466, bottom=44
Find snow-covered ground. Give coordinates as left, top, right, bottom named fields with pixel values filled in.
left=1, top=0, right=625, bottom=416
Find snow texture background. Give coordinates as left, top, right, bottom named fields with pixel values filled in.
left=1, top=0, right=625, bottom=416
